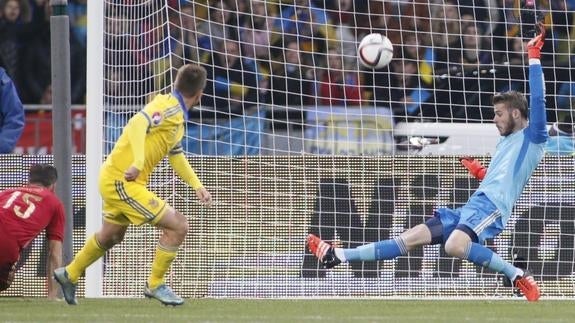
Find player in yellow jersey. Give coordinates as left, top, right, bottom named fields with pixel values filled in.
left=54, top=64, right=212, bottom=306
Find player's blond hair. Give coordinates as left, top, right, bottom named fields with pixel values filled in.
left=492, top=91, right=529, bottom=119
left=175, top=64, right=207, bottom=98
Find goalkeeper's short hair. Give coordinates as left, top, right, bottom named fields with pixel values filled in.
left=492, top=91, right=528, bottom=119
left=175, top=64, right=207, bottom=98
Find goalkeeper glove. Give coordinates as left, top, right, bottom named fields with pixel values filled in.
left=527, top=22, right=546, bottom=59
left=459, top=156, right=487, bottom=180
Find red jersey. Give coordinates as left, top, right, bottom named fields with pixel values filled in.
left=0, top=185, right=65, bottom=249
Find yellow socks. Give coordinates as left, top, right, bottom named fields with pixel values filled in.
left=65, top=236, right=178, bottom=289
left=147, top=244, right=178, bottom=289
left=65, top=235, right=107, bottom=283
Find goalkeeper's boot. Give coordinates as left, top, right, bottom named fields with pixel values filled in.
left=306, top=234, right=341, bottom=269
left=53, top=267, right=78, bottom=305
left=514, top=271, right=540, bottom=302
left=144, top=283, right=184, bottom=306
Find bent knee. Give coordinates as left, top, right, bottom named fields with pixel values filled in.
left=444, top=239, right=467, bottom=258
left=172, top=211, right=189, bottom=238
left=110, top=234, right=125, bottom=246
left=156, top=208, right=189, bottom=240
left=180, top=219, right=189, bottom=237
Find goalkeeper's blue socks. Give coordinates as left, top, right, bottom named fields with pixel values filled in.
left=464, top=242, right=523, bottom=281
left=334, top=238, right=408, bottom=262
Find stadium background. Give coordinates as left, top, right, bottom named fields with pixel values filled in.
left=1, top=0, right=575, bottom=300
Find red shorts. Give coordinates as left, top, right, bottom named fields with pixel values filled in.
left=0, top=224, right=20, bottom=290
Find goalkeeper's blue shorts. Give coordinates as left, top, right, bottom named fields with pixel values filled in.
left=433, top=192, right=504, bottom=244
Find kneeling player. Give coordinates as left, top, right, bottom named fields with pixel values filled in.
left=0, top=164, right=65, bottom=298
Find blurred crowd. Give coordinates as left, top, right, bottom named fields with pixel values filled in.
left=0, top=0, right=86, bottom=105
left=2, top=0, right=575, bottom=126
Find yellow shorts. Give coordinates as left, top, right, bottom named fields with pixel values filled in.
left=99, top=175, right=169, bottom=226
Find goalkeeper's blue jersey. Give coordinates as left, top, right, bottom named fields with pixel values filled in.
left=477, top=62, right=548, bottom=223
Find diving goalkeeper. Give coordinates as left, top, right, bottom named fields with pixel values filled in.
left=54, top=64, right=213, bottom=306
left=308, top=24, right=548, bottom=302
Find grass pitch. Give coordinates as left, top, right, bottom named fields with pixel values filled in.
left=1, top=298, right=574, bottom=323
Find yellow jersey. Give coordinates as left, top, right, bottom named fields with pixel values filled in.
left=101, top=93, right=186, bottom=185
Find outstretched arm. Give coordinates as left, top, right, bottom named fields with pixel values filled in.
left=45, top=202, right=65, bottom=300
left=526, top=23, right=548, bottom=144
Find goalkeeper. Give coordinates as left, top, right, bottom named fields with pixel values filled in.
left=54, top=64, right=213, bottom=306
left=308, top=24, right=548, bottom=302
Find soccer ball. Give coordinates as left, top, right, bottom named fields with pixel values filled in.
left=357, top=33, right=394, bottom=69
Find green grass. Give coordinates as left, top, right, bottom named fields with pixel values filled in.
left=1, top=298, right=574, bottom=323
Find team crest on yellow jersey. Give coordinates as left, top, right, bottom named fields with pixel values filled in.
left=152, top=112, right=162, bottom=125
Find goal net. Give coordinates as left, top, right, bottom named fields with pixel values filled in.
left=84, top=0, right=575, bottom=299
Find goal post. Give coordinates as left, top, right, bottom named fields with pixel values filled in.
left=85, top=0, right=104, bottom=297
left=80, top=0, right=575, bottom=300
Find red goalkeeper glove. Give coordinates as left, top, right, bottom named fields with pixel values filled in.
left=459, top=156, right=487, bottom=180
left=527, top=22, right=546, bottom=59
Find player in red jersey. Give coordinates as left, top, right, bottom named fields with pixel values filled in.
left=0, top=164, right=65, bottom=298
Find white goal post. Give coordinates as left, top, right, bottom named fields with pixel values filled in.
left=85, top=0, right=104, bottom=297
